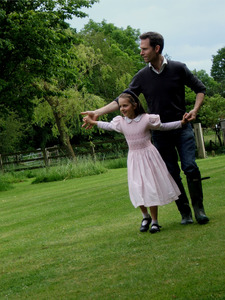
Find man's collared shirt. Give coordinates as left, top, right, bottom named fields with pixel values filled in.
left=149, top=57, right=167, bottom=74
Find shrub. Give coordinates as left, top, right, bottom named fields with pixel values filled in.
left=32, top=157, right=107, bottom=184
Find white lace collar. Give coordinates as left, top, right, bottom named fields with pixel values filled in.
left=125, top=114, right=143, bottom=124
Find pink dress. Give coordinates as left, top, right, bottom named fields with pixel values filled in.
left=97, top=114, right=181, bottom=208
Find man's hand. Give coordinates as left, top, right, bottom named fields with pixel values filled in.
left=181, top=112, right=190, bottom=125
left=184, top=109, right=197, bottom=122
left=185, top=92, right=204, bottom=122
left=81, top=111, right=99, bottom=129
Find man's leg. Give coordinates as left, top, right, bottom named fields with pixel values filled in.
left=177, top=124, right=209, bottom=224
left=186, top=169, right=209, bottom=224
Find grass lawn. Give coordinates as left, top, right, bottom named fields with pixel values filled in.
left=0, top=156, right=224, bottom=300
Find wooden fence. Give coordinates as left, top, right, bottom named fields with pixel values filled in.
left=0, top=138, right=127, bottom=172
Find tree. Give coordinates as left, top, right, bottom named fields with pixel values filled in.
left=198, top=94, right=225, bottom=128
left=32, top=43, right=107, bottom=156
left=0, top=0, right=99, bottom=115
left=79, top=20, right=142, bottom=101
left=211, top=47, right=225, bottom=98
left=0, top=111, right=25, bottom=153
left=211, top=47, right=225, bottom=82
left=0, top=0, right=99, bottom=156
left=193, top=69, right=222, bottom=97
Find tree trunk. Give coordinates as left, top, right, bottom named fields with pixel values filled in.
left=53, top=110, right=76, bottom=160
left=45, top=95, right=76, bottom=160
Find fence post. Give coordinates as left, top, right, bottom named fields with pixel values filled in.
left=193, top=123, right=206, bottom=158
left=220, top=119, right=225, bottom=146
left=90, top=141, right=96, bottom=162
left=0, top=154, right=3, bottom=171
left=42, top=148, right=50, bottom=167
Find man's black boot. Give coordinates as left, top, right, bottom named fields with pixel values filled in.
left=187, top=170, right=209, bottom=225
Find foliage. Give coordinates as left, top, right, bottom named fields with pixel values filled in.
left=185, top=86, right=196, bottom=113
left=0, top=0, right=98, bottom=21
left=31, top=157, right=107, bottom=183
left=1, top=5, right=78, bottom=116
left=0, top=155, right=127, bottom=187
left=79, top=20, right=142, bottom=100
left=0, top=111, right=25, bottom=153
left=0, top=176, right=13, bottom=191
left=33, top=86, right=107, bottom=139
left=186, top=70, right=225, bottom=126
left=0, top=0, right=99, bottom=154
left=193, top=69, right=222, bottom=97
left=199, top=94, right=225, bottom=128
left=102, top=157, right=127, bottom=169
left=211, top=47, right=225, bottom=83
left=211, top=47, right=225, bottom=97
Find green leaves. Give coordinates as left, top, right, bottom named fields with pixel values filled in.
left=211, top=47, right=225, bottom=83
left=199, top=94, right=225, bottom=128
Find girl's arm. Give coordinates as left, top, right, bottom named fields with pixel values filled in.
left=159, top=113, right=189, bottom=131
left=81, top=101, right=119, bottom=129
left=82, top=115, right=115, bottom=132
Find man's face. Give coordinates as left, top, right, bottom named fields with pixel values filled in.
left=140, top=38, right=157, bottom=63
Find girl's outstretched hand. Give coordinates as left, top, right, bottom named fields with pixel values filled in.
left=181, top=113, right=189, bottom=125
left=81, top=111, right=98, bottom=129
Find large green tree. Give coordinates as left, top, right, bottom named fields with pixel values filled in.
left=211, top=47, right=225, bottom=98
left=0, top=111, right=25, bottom=153
left=190, top=70, right=225, bottom=128
left=193, top=69, right=222, bottom=97
left=198, top=94, right=225, bottom=128
left=79, top=20, right=143, bottom=101
left=32, top=43, right=107, bottom=149
left=0, top=0, right=99, bottom=156
left=211, top=47, right=225, bottom=83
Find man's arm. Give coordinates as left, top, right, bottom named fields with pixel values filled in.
left=94, top=101, right=119, bottom=116
left=81, top=100, right=119, bottom=129
left=185, top=92, right=204, bottom=121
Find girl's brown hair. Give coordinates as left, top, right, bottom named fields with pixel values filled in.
left=119, top=90, right=145, bottom=116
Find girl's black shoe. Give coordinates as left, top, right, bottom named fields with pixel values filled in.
left=149, top=223, right=161, bottom=234
left=140, top=217, right=152, bottom=232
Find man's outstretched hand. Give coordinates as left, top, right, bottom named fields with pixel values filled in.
left=81, top=111, right=98, bottom=129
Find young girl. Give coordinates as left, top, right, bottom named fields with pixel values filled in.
left=82, top=90, right=188, bottom=234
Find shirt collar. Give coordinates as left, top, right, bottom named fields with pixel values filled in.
left=125, top=114, right=143, bottom=124
left=149, top=57, right=167, bottom=74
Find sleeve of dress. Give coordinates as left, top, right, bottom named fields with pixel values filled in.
left=147, top=114, right=182, bottom=131
left=97, top=116, right=123, bottom=133
left=159, top=121, right=182, bottom=131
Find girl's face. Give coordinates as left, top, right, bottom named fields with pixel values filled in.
left=119, top=97, right=137, bottom=119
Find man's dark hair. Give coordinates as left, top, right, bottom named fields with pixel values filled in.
left=139, top=32, right=164, bottom=54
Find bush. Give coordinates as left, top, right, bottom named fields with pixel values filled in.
left=0, top=174, right=13, bottom=191
left=102, top=157, right=127, bottom=169
left=32, top=157, right=107, bottom=184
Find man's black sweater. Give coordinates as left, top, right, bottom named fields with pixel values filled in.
left=127, top=60, right=206, bottom=122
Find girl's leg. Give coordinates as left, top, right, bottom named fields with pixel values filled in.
left=150, top=206, right=158, bottom=223
left=139, top=206, right=151, bottom=232
left=149, top=206, right=161, bottom=234
left=139, top=205, right=149, bottom=216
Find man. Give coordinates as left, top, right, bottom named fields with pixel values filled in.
left=82, top=31, right=209, bottom=225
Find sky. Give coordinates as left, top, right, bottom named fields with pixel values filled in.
left=68, top=0, right=225, bottom=75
